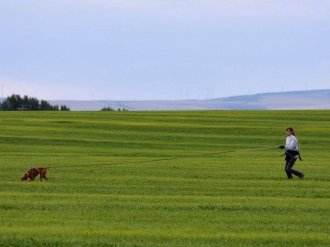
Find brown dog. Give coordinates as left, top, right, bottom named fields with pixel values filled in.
left=21, top=167, right=48, bottom=181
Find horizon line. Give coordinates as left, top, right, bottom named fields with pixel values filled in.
left=1, top=88, right=329, bottom=102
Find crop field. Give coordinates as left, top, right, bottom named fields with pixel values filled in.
left=0, top=110, right=329, bottom=246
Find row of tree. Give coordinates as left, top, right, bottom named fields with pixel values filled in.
left=101, top=106, right=128, bottom=111
left=0, top=95, right=70, bottom=111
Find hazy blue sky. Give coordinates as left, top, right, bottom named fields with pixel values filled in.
left=0, top=0, right=329, bottom=100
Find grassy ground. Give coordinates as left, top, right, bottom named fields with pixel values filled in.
left=0, top=110, right=329, bottom=247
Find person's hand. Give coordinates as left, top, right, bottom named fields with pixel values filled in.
left=278, top=145, right=285, bottom=149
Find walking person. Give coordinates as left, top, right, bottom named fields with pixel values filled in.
left=279, top=127, right=304, bottom=179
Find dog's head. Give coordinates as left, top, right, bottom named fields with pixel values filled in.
left=21, top=172, right=29, bottom=181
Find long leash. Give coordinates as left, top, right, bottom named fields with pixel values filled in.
left=47, top=146, right=278, bottom=170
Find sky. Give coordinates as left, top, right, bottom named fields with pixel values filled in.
left=0, top=0, right=329, bottom=100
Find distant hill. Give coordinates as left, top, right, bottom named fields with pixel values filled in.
left=48, top=89, right=330, bottom=111
left=2, top=89, right=330, bottom=111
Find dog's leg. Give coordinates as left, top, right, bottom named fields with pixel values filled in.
left=40, top=170, right=47, bottom=181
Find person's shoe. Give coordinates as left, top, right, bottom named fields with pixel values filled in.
left=299, top=174, right=305, bottom=179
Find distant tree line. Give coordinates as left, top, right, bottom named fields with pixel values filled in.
left=101, top=106, right=128, bottom=111
left=0, top=94, right=70, bottom=111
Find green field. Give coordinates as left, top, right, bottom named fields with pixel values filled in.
left=0, top=111, right=329, bottom=247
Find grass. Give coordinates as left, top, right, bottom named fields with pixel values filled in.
left=0, top=110, right=329, bottom=246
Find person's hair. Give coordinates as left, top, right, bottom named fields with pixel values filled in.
left=286, top=127, right=296, bottom=136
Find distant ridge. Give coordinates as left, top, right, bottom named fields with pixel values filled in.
left=2, top=89, right=330, bottom=111
left=50, top=89, right=330, bottom=111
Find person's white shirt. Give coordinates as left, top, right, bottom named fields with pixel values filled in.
left=285, top=135, right=299, bottom=151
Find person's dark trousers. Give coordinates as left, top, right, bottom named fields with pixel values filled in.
left=285, top=151, right=304, bottom=179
